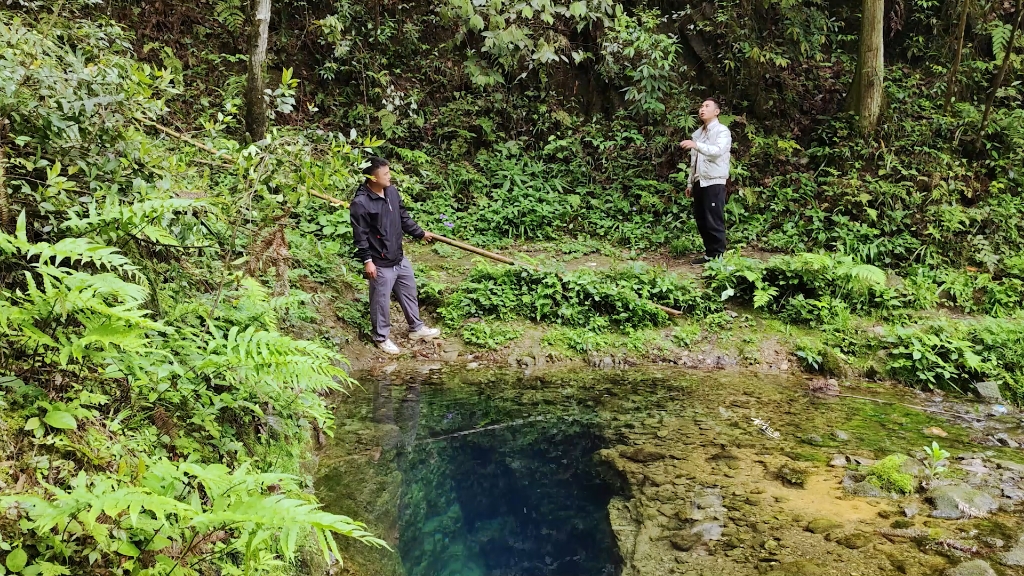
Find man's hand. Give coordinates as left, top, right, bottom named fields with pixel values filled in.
left=685, top=187, right=692, bottom=198
left=680, top=140, right=697, bottom=151
left=364, top=261, right=377, bottom=279
left=421, top=231, right=435, bottom=243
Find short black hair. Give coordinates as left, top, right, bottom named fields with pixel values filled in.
left=704, top=97, right=722, bottom=111
left=362, top=156, right=389, bottom=178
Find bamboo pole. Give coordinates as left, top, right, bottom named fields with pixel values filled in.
left=430, top=233, right=684, bottom=317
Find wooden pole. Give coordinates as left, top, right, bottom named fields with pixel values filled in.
left=430, top=233, right=517, bottom=265
left=430, top=233, right=684, bottom=317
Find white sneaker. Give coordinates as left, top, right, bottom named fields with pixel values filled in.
left=377, top=339, right=401, bottom=355
left=409, top=326, right=441, bottom=341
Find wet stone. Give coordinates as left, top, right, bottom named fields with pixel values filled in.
left=974, top=380, right=1003, bottom=402
left=621, top=446, right=668, bottom=463
left=927, top=484, right=999, bottom=520
left=767, top=560, right=823, bottom=576
left=807, top=518, right=842, bottom=534
left=838, top=531, right=873, bottom=549
left=669, top=531, right=703, bottom=552
left=829, top=454, right=849, bottom=467
left=998, top=536, right=1024, bottom=566
left=945, top=560, right=997, bottom=576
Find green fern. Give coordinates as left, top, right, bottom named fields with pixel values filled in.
left=992, top=22, right=1012, bottom=63
left=62, top=198, right=207, bottom=248
left=842, top=263, right=887, bottom=289
left=4, top=459, right=387, bottom=573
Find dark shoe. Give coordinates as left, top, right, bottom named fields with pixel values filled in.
left=689, top=256, right=710, bottom=265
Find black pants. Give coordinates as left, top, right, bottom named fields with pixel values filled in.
left=692, top=183, right=727, bottom=257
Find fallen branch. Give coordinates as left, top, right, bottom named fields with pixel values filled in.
left=416, top=415, right=548, bottom=444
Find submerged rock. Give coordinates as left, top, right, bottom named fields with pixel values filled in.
left=620, top=446, right=667, bottom=463
left=669, top=531, right=702, bottom=552
left=806, top=518, right=841, bottom=534
left=837, top=531, right=873, bottom=549
left=945, top=560, right=997, bottom=576
left=998, top=536, right=1024, bottom=567
left=777, top=462, right=814, bottom=487
left=845, top=479, right=886, bottom=498
left=927, top=484, right=998, bottom=519
left=767, top=560, right=823, bottom=576
left=691, top=522, right=723, bottom=541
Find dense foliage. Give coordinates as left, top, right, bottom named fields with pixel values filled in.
left=2, top=0, right=1024, bottom=573
left=0, top=7, right=385, bottom=575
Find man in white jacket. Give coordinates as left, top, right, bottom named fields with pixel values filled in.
left=680, top=98, right=732, bottom=265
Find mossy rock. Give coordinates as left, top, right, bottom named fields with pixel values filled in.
left=767, top=560, right=824, bottom=576
left=864, top=454, right=916, bottom=495
left=777, top=462, right=814, bottom=487
left=807, top=518, right=842, bottom=534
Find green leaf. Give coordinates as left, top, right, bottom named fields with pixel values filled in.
left=145, top=535, right=172, bottom=551
left=468, top=14, right=485, bottom=31
left=116, top=542, right=141, bottom=558
left=6, top=548, right=27, bottom=572
left=23, top=417, right=40, bottom=431
left=43, top=411, right=77, bottom=430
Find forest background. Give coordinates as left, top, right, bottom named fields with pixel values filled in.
left=1, top=0, right=1023, bottom=574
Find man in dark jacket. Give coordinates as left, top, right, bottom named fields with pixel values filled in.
left=350, top=156, right=440, bottom=354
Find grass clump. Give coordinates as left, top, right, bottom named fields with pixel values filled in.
left=865, top=454, right=916, bottom=495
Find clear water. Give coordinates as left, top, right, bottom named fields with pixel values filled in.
left=370, top=375, right=622, bottom=576
left=318, top=366, right=1024, bottom=576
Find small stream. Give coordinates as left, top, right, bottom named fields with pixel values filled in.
left=317, top=366, right=1024, bottom=576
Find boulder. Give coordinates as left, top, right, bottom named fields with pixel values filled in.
left=974, top=380, right=1003, bottom=402
left=927, top=484, right=998, bottom=520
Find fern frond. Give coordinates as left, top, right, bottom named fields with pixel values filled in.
left=27, top=237, right=140, bottom=280
left=62, top=198, right=206, bottom=248
left=841, top=263, right=887, bottom=289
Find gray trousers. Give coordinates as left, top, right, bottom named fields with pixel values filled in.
left=369, top=257, right=424, bottom=342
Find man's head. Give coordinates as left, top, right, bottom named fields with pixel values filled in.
left=698, top=98, right=722, bottom=125
left=363, top=156, right=392, bottom=188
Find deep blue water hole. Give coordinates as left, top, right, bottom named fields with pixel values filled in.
left=373, top=377, right=623, bottom=576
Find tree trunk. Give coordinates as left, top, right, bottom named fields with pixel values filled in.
left=244, top=0, right=272, bottom=143
left=980, top=0, right=1023, bottom=132
left=849, top=0, right=886, bottom=133
left=0, top=119, right=10, bottom=232
left=944, top=0, right=971, bottom=113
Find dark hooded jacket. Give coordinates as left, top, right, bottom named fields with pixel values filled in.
left=350, top=183, right=425, bottom=267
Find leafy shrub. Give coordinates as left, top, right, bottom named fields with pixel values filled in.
left=438, top=262, right=718, bottom=331
left=794, top=340, right=846, bottom=376
left=671, top=323, right=703, bottom=348
left=462, top=321, right=522, bottom=349
left=542, top=327, right=613, bottom=354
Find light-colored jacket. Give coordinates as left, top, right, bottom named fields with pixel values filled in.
left=688, top=119, right=732, bottom=187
